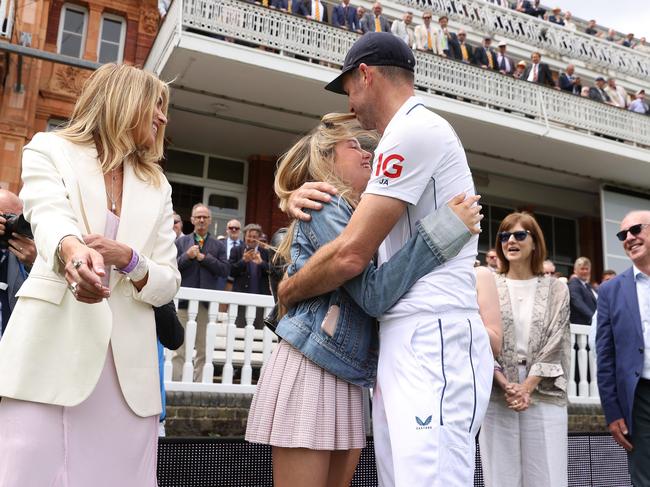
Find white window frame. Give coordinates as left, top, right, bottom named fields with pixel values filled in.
left=98, top=13, right=126, bottom=64
left=57, top=3, right=88, bottom=58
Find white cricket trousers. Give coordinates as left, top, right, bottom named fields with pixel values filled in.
left=478, top=366, right=568, bottom=487
left=372, top=312, right=493, bottom=487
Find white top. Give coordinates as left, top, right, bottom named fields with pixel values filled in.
left=527, top=63, right=538, bottom=82
left=364, top=96, right=479, bottom=320
left=634, top=266, right=650, bottom=379
left=506, top=277, right=538, bottom=360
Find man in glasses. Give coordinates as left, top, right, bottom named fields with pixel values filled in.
left=173, top=212, right=183, bottom=238
left=173, top=203, right=230, bottom=381
left=597, top=211, right=650, bottom=486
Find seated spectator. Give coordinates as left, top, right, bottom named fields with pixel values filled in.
left=622, top=33, right=636, bottom=48
left=629, top=89, right=649, bottom=114
left=547, top=7, right=564, bottom=26
left=513, top=60, right=526, bottom=79
left=229, top=223, right=271, bottom=329
left=437, top=15, right=461, bottom=60
left=563, top=11, right=576, bottom=31
left=522, top=51, right=555, bottom=87
left=474, top=36, right=498, bottom=70
left=457, top=29, right=473, bottom=64
left=580, top=86, right=591, bottom=98
left=635, top=37, right=650, bottom=53
left=414, top=10, right=438, bottom=53
left=391, top=11, right=415, bottom=47
left=605, top=78, right=630, bottom=109
left=360, top=2, right=390, bottom=33
left=559, top=64, right=581, bottom=95
left=589, top=76, right=614, bottom=105
left=605, top=28, right=617, bottom=42
left=332, top=0, right=359, bottom=31
left=296, top=0, right=327, bottom=22
left=601, top=269, right=617, bottom=283
left=496, top=40, right=514, bottom=75
left=585, top=19, right=598, bottom=36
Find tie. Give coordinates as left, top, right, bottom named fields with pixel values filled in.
left=487, top=50, right=494, bottom=69
left=461, top=43, right=469, bottom=61
left=427, top=29, right=433, bottom=50
left=315, top=1, right=320, bottom=20
left=499, top=55, right=506, bottom=71
left=441, top=31, right=448, bottom=51
left=375, top=16, right=381, bottom=32
left=287, top=0, right=292, bottom=12
left=533, top=65, right=538, bottom=82
left=344, top=5, right=349, bottom=27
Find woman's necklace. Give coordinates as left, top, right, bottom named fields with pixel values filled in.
left=107, top=168, right=123, bottom=214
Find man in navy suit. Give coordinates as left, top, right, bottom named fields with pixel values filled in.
left=568, top=256, right=597, bottom=325
left=597, top=210, right=650, bottom=486
left=332, top=0, right=358, bottom=30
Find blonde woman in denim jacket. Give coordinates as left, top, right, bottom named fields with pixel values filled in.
left=246, top=113, right=482, bottom=487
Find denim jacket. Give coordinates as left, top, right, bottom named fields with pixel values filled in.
left=275, top=195, right=472, bottom=387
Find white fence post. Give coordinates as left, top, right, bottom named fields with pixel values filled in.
left=181, top=299, right=199, bottom=383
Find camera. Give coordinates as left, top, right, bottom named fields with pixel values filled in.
left=0, top=213, right=33, bottom=249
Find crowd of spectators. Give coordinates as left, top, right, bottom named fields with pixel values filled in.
left=241, top=0, right=650, bottom=115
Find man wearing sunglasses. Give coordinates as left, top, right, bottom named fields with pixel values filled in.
left=597, top=212, right=650, bottom=486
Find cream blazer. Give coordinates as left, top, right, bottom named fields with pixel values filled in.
left=0, top=132, right=180, bottom=417
left=414, top=24, right=439, bottom=53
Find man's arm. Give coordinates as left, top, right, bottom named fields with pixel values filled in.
left=278, top=193, right=406, bottom=307
left=201, top=239, right=230, bottom=278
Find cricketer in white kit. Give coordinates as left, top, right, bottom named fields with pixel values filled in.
left=365, top=96, right=493, bottom=487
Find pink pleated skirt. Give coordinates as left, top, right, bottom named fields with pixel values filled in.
left=0, top=344, right=158, bottom=487
left=245, top=340, right=366, bottom=450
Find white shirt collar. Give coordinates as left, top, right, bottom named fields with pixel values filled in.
left=634, top=265, right=650, bottom=280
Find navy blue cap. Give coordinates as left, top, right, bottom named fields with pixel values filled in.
left=325, top=32, right=416, bottom=94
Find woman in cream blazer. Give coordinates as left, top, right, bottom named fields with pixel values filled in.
left=0, top=64, right=180, bottom=486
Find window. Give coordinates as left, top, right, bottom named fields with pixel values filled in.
left=58, top=4, right=88, bottom=58
left=46, top=119, right=67, bottom=131
left=98, top=14, right=126, bottom=63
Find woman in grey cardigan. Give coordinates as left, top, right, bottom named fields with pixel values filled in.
left=479, top=211, right=571, bottom=487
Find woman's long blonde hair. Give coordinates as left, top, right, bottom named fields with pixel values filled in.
left=57, top=63, right=169, bottom=186
left=274, top=112, right=378, bottom=262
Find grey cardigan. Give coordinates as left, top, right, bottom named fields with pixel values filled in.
left=494, top=274, right=571, bottom=406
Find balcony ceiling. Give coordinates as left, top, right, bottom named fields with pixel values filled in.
left=158, top=37, right=650, bottom=198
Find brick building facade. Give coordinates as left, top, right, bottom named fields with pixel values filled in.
left=0, top=0, right=160, bottom=194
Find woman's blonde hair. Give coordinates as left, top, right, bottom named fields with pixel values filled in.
left=57, top=63, right=169, bottom=186
left=274, top=112, right=378, bottom=262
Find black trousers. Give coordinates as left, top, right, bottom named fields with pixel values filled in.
left=630, top=379, right=650, bottom=486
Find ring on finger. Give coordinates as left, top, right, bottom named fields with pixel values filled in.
left=69, top=281, right=79, bottom=294
left=72, top=259, right=83, bottom=270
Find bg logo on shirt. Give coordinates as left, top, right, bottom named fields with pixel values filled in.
left=375, top=153, right=404, bottom=183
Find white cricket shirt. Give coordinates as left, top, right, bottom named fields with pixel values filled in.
left=364, top=96, right=479, bottom=320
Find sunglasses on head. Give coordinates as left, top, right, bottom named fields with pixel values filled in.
left=616, top=223, right=649, bottom=242
left=498, top=230, right=530, bottom=243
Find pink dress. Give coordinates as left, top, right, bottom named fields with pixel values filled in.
left=0, top=211, right=159, bottom=487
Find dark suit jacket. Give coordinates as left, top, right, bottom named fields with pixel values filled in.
left=524, top=3, right=545, bottom=17
left=589, top=86, right=612, bottom=104
left=360, top=13, right=391, bottom=34
left=442, top=32, right=461, bottom=60
left=176, top=233, right=230, bottom=294
left=295, top=0, right=328, bottom=22
left=496, top=53, right=514, bottom=74
left=568, top=277, right=597, bottom=325
left=457, top=42, right=474, bottom=64
left=229, top=245, right=271, bottom=295
left=522, top=62, right=555, bottom=87
left=597, top=268, right=645, bottom=433
left=331, top=3, right=358, bottom=30
left=473, top=47, right=498, bottom=70
left=0, top=252, right=28, bottom=333
left=559, top=73, right=581, bottom=94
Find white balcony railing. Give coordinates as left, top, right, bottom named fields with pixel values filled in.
left=180, top=0, right=650, bottom=148
left=392, top=0, right=650, bottom=81
left=0, top=0, right=14, bottom=39
left=165, top=287, right=600, bottom=406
